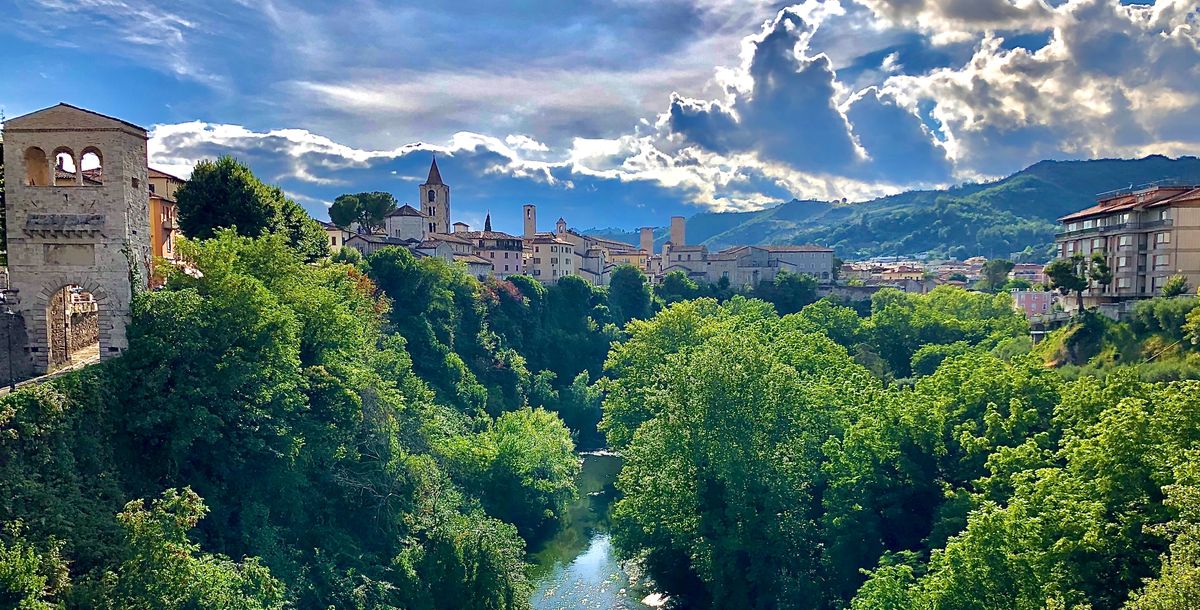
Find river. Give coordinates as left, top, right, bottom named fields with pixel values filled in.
left=528, top=453, right=659, bottom=610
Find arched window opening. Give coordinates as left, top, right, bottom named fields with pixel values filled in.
left=428, top=189, right=435, bottom=202
left=47, top=285, right=99, bottom=370
left=23, top=147, right=50, bottom=186
left=52, top=147, right=78, bottom=186
left=80, top=147, right=103, bottom=184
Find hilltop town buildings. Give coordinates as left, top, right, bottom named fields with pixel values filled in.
left=1055, top=184, right=1200, bottom=310
left=339, top=160, right=838, bottom=288
left=148, top=168, right=183, bottom=262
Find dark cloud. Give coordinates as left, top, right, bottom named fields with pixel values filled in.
left=844, top=88, right=952, bottom=182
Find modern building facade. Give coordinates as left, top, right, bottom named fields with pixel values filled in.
left=1055, top=184, right=1200, bottom=309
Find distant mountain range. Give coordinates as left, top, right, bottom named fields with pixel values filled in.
left=582, top=155, right=1200, bottom=261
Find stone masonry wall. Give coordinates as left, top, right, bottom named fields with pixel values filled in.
left=68, top=310, right=99, bottom=352
left=0, top=313, right=36, bottom=386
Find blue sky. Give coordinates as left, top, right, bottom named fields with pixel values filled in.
left=3, top=0, right=1198, bottom=235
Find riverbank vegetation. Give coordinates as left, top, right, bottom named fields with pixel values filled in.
left=604, top=288, right=1200, bottom=609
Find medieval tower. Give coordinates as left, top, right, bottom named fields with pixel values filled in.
left=2, top=103, right=152, bottom=374
left=420, top=156, right=450, bottom=234
left=523, top=204, right=536, bottom=239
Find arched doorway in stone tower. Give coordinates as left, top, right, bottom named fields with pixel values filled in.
left=45, top=284, right=100, bottom=370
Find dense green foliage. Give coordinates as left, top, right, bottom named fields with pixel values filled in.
left=585, top=155, right=1200, bottom=260
left=0, top=231, right=590, bottom=608
left=329, top=191, right=398, bottom=233
left=603, top=285, right=1200, bottom=610
left=176, top=156, right=329, bottom=261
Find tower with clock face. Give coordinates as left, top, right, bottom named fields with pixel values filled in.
left=420, top=156, right=450, bottom=234
left=2, top=103, right=151, bottom=374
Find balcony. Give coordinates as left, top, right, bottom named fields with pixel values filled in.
left=1055, top=218, right=1172, bottom=239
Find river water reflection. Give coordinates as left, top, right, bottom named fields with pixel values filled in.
left=528, top=453, right=654, bottom=610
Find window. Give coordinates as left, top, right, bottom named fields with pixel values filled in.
left=23, top=147, right=50, bottom=186
left=489, top=252, right=495, bottom=259
left=1159, top=209, right=1169, bottom=221
left=1119, top=235, right=1132, bottom=247
left=504, top=265, right=509, bottom=272
left=52, top=147, right=77, bottom=185
left=1083, top=220, right=1094, bottom=229
left=1067, top=242, right=1076, bottom=254
left=331, top=236, right=338, bottom=246
left=428, top=190, right=435, bottom=202
left=1091, top=238, right=1102, bottom=250
left=1154, top=254, right=1170, bottom=268
left=1118, top=256, right=1129, bottom=269
left=80, top=147, right=103, bottom=184
left=1119, top=213, right=1130, bottom=223
left=1155, top=232, right=1171, bottom=245
left=1117, top=277, right=1132, bottom=289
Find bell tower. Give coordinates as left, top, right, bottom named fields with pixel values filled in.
left=419, top=156, right=450, bottom=234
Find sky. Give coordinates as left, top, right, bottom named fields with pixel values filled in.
left=2, top=0, right=1197, bottom=235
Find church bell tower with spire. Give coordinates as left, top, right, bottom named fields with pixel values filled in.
left=420, top=155, right=450, bottom=234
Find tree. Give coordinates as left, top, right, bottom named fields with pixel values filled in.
left=1162, top=274, right=1190, bottom=298
left=176, top=156, right=329, bottom=261
left=752, top=271, right=819, bottom=314
left=1089, top=251, right=1113, bottom=292
left=655, top=270, right=703, bottom=305
left=96, top=488, right=286, bottom=610
left=444, top=407, right=578, bottom=538
left=979, top=259, right=1014, bottom=293
left=1046, top=254, right=1089, bottom=312
left=329, top=191, right=397, bottom=234
left=0, top=525, right=68, bottom=610
left=607, top=264, right=652, bottom=325
left=327, top=194, right=360, bottom=230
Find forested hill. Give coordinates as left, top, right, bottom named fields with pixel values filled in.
left=583, top=155, right=1200, bottom=261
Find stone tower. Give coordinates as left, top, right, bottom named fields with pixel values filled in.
left=523, top=204, right=536, bottom=239
left=420, top=156, right=450, bottom=234
left=2, top=103, right=152, bottom=373
left=670, top=216, right=686, bottom=246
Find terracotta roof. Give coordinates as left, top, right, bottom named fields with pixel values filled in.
left=387, top=204, right=426, bottom=218
left=429, top=232, right=472, bottom=245
left=423, top=156, right=443, bottom=186
left=346, top=234, right=413, bottom=246
left=764, top=244, right=833, bottom=253
left=454, top=253, right=492, bottom=265
left=567, top=229, right=638, bottom=251
left=527, top=234, right=573, bottom=245
left=460, top=230, right=522, bottom=241
left=149, top=167, right=186, bottom=182
left=1058, top=186, right=1199, bottom=222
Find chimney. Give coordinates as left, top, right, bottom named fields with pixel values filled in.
left=640, top=227, right=653, bottom=254
left=523, top=204, right=536, bottom=240
left=670, top=216, right=685, bottom=246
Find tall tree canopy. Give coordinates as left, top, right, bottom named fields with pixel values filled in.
left=329, top=191, right=398, bottom=233
left=176, top=156, right=328, bottom=261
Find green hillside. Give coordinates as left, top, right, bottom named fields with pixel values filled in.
left=584, top=155, right=1200, bottom=261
